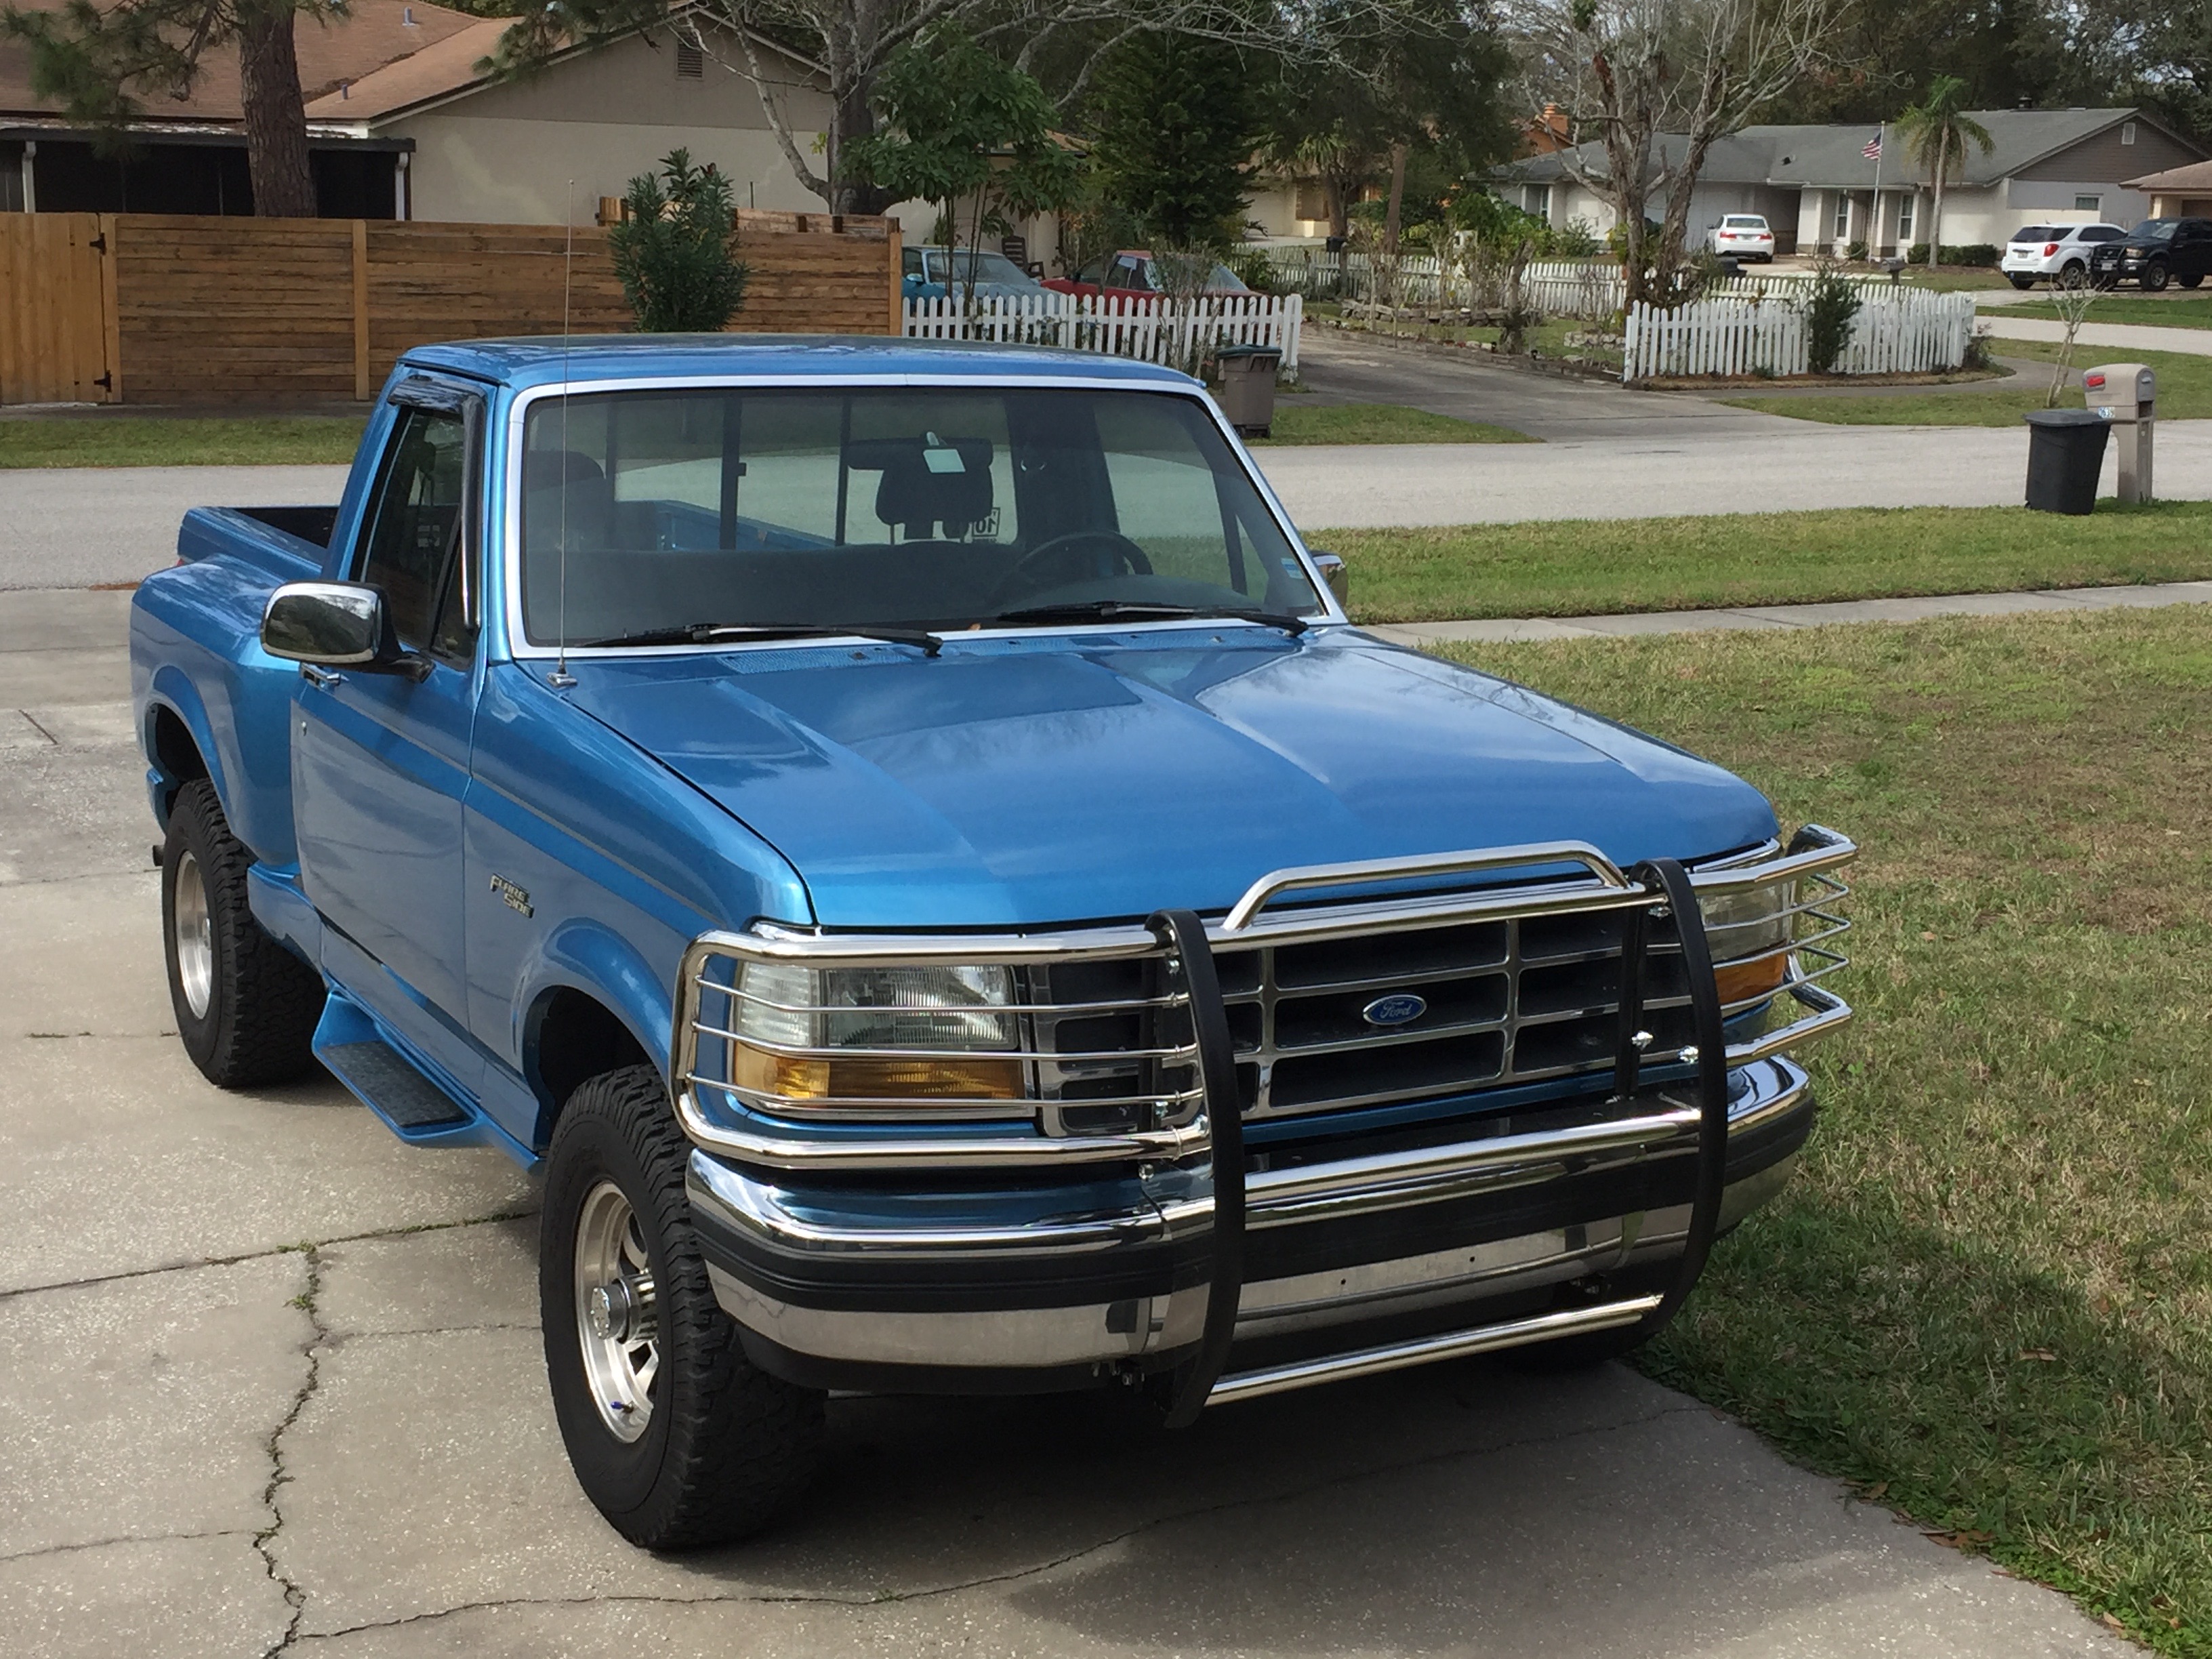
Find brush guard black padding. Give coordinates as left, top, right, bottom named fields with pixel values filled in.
left=1150, top=907, right=1246, bottom=1428
left=1152, top=861, right=1732, bottom=1422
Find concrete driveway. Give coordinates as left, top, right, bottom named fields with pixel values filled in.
left=0, top=585, right=2132, bottom=1658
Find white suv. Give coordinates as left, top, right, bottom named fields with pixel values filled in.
left=1706, top=215, right=1776, bottom=262
left=2002, top=224, right=2128, bottom=288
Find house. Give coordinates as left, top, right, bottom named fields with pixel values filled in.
left=2123, top=161, right=2212, bottom=218
left=1494, top=108, right=2206, bottom=257
left=0, top=0, right=870, bottom=228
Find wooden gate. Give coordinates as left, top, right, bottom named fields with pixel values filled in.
left=0, top=212, right=116, bottom=405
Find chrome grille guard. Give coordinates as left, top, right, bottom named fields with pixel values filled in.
left=670, top=824, right=1855, bottom=1170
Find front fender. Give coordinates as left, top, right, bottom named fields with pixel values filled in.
left=515, top=916, right=678, bottom=1085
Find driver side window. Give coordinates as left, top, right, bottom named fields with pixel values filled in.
left=359, top=405, right=474, bottom=665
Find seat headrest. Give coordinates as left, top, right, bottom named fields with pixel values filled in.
left=523, top=449, right=607, bottom=491
left=859, top=436, right=994, bottom=540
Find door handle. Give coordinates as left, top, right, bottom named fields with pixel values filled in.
left=300, top=664, right=346, bottom=690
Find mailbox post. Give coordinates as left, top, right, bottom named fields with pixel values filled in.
left=2084, top=363, right=2155, bottom=503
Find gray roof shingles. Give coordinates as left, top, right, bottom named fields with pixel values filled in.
left=1503, top=108, right=2179, bottom=190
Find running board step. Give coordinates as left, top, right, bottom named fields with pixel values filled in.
left=321, top=1040, right=470, bottom=1130
left=1205, top=1293, right=1665, bottom=1408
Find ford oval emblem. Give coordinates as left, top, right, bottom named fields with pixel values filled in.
left=1361, top=993, right=1427, bottom=1027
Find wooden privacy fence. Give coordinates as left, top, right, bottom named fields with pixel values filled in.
left=1622, top=288, right=1978, bottom=382
left=903, top=291, right=1303, bottom=377
left=0, top=209, right=902, bottom=407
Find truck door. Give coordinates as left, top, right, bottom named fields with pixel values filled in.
left=292, top=377, right=483, bottom=1048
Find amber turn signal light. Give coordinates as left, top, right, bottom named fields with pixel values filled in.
left=732, top=1044, right=1023, bottom=1102
left=1713, top=950, right=1790, bottom=1007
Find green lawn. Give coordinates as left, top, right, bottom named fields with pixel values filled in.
left=1322, top=499, right=2212, bottom=623
left=2005, top=295, right=2212, bottom=330
left=1430, top=609, right=2212, bottom=1655
left=1251, top=401, right=1534, bottom=446
left=0, top=417, right=368, bottom=468
left=1896, top=267, right=2016, bottom=291
left=1721, top=342, right=2212, bottom=426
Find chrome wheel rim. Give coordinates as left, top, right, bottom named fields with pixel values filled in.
left=574, top=1180, right=659, bottom=1443
left=172, top=848, right=213, bottom=1021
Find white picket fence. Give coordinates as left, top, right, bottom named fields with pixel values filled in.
left=1261, top=245, right=1927, bottom=323
left=902, top=292, right=1303, bottom=377
left=1621, top=289, right=1978, bottom=382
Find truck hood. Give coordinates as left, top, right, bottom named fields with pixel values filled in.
left=554, top=630, right=1776, bottom=928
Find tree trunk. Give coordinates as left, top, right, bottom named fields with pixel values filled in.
left=1327, top=176, right=1351, bottom=241
left=1927, top=131, right=1946, bottom=266
left=1382, top=142, right=1408, bottom=256
left=238, top=1, right=316, bottom=218
left=830, top=75, right=894, bottom=216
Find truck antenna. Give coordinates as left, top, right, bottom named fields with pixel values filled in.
left=550, top=178, right=578, bottom=690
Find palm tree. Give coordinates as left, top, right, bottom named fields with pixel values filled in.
left=1894, top=77, right=1994, bottom=267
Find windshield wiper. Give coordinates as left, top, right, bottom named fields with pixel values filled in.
left=991, top=600, right=1309, bottom=635
left=576, top=621, right=943, bottom=656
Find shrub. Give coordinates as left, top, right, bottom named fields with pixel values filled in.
left=1798, top=258, right=1864, bottom=375
left=1906, top=241, right=2001, bottom=267
left=607, top=149, right=747, bottom=333
left=1846, top=238, right=1868, bottom=261
left=1555, top=217, right=1601, bottom=258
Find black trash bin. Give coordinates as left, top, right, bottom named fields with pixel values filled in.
left=1214, top=344, right=1284, bottom=437
left=2022, top=409, right=2110, bottom=514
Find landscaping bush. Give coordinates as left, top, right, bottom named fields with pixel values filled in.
left=607, top=149, right=747, bottom=333
left=1846, top=238, right=1868, bottom=261
left=1798, top=259, right=1864, bottom=375
left=1906, top=241, right=2001, bottom=267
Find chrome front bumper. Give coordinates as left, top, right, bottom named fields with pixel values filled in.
left=688, top=1053, right=1814, bottom=1383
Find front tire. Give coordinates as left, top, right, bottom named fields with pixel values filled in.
left=541, top=1066, right=823, bottom=1549
left=162, top=777, right=325, bottom=1087
left=2142, top=260, right=2171, bottom=292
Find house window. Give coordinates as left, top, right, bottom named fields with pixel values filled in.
left=2075, top=194, right=2101, bottom=214
left=1832, top=192, right=1850, bottom=238
left=1521, top=184, right=1551, bottom=218
left=2121, top=121, right=2136, bottom=145
left=1896, top=194, right=1914, bottom=240
left=675, top=38, right=704, bottom=78
left=1294, top=178, right=1328, bottom=222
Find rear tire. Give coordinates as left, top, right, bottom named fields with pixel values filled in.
left=162, top=778, right=325, bottom=1087
left=2180, top=272, right=2205, bottom=289
left=540, top=1065, right=824, bottom=1549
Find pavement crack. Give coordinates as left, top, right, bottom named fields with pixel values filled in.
left=255, top=1246, right=327, bottom=1657
left=14, top=710, right=57, bottom=744
left=0, top=1209, right=539, bottom=1305
left=0, top=1528, right=255, bottom=1565
left=298, top=1399, right=1708, bottom=1641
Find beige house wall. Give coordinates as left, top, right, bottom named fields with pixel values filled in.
left=381, top=26, right=933, bottom=232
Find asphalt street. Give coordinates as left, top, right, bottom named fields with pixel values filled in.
left=7, top=398, right=2205, bottom=593
left=0, top=583, right=2137, bottom=1658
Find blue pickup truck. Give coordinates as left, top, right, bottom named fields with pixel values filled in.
left=131, top=337, right=1854, bottom=1549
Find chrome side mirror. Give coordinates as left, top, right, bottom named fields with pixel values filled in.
left=1309, top=550, right=1348, bottom=609
left=262, top=582, right=424, bottom=678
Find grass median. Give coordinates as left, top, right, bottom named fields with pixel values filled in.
left=0, top=415, right=369, bottom=468
left=2005, top=294, right=2212, bottom=330
left=1433, top=608, right=2212, bottom=1654
left=1252, top=401, right=1535, bottom=446
left=1325, top=499, right=2212, bottom=623
left=1719, top=342, right=2212, bottom=426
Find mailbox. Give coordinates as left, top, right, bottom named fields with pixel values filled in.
left=2083, top=362, right=2155, bottom=502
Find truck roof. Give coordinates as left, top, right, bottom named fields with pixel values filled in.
left=398, top=334, right=1206, bottom=392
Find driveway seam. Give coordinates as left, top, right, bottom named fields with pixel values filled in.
left=292, top=1401, right=1708, bottom=1642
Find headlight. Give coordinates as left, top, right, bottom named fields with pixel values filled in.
left=1698, top=880, right=1796, bottom=1007
left=731, top=963, right=1023, bottom=1101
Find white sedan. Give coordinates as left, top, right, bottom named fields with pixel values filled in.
left=1706, top=216, right=1776, bottom=261
left=2001, top=224, right=2128, bottom=288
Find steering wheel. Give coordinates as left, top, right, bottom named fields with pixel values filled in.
left=993, top=530, right=1153, bottom=602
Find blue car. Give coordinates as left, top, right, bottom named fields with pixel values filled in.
left=901, top=243, right=1046, bottom=302
left=131, top=335, right=1856, bottom=1549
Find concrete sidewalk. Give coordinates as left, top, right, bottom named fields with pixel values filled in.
left=1369, top=577, right=2212, bottom=646
left=1977, top=313, right=2212, bottom=357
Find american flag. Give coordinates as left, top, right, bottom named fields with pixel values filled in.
left=1862, top=133, right=1883, bottom=159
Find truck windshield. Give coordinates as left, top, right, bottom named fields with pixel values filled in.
left=517, top=388, right=1322, bottom=646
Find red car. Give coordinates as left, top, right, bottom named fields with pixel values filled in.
left=1044, top=249, right=1253, bottom=300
